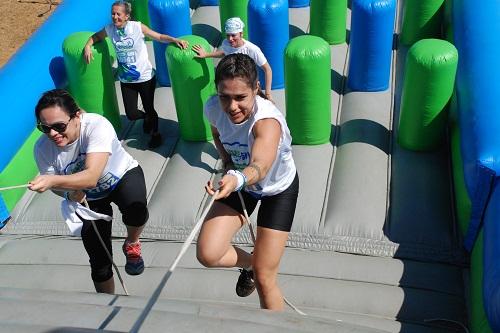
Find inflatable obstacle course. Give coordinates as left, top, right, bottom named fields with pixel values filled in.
left=1, top=0, right=499, bottom=331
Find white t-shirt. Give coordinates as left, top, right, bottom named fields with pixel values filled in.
left=204, top=95, right=296, bottom=197
left=34, top=113, right=139, bottom=201
left=221, top=39, right=268, bottom=67
left=105, top=21, right=153, bottom=83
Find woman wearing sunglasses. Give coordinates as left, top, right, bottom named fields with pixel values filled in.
left=29, top=89, right=149, bottom=294
left=83, top=0, right=188, bottom=148
left=192, top=17, right=274, bottom=103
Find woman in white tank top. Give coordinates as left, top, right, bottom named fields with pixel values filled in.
left=83, top=1, right=188, bottom=148
left=197, top=54, right=299, bottom=310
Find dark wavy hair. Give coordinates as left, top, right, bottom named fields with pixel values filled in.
left=215, top=53, right=267, bottom=99
left=35, top=89, right=81, bottom=121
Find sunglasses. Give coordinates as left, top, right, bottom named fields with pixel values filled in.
left=37, top=118, right=72, bottom=134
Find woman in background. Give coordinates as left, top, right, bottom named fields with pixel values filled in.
left=84, top=0, right=188, bottom=148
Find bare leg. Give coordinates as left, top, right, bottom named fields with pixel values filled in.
left=197, top=201, right=252, bottom=269
left=126, top=225, right=144, bottom=243
left=253, top=226, right=289, bottom=310
left=94, top=276, right=115, bottom=294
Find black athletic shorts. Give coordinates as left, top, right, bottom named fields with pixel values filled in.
left=80, top=165, right=148, bottom=282
left=219, top=172, right=299, bottom=232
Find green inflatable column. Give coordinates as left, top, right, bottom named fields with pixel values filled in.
left=285, top=35, right=331, bottom=145
left=0, top=129, right=41, bottom=211
left=129, top=0, right=151, bottom=26
left=443, top=0, right=454, bottom=43
left=166, top=35, right=214, bottom=142
left=62, top=32, right=121, bottom=131
left=310, top=0, right=347, bottom=45
left=471, top=233, right=494, bottom=333
left=400, top=0, right=445, bottom=46
left=398, top=39, right=457, bottom=151
left=219, top=0, right=249, bottom=39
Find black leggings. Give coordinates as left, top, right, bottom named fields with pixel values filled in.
left=219, top=172, right=299, bottom=232
left=120, top=76, right=159, bottom=133
left=80, top=166, right=149, bottom=282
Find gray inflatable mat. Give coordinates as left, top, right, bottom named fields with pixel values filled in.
left=0, top=3, right=468, bottom=332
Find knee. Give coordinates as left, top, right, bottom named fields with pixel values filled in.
left=122, top=201, right=148, bottom=227
left=91, top=264, right=113, bottom=283
left=196, top=246, right=222, bottom=268
left=253, top=266, right=277, bottom=292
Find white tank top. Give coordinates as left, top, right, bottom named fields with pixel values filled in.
left=204, top=95, right=296, bottom=197
left=105, top=21, right=153, bottom=83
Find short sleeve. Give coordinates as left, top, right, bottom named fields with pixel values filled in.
left=84, top=115, right=114, bottom=155
left=251, top=47, right=267, bottom=67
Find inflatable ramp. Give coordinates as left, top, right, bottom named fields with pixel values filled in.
left=0, top=1, right=469, bottom=332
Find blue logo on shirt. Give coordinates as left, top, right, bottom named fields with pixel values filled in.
left=223, top=141, right=249, bottom=169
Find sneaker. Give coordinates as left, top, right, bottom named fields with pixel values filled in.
left=148, top=132, right=162, bottom=148
left=122, top=240, right=144, bottom=275
left=236, top=268, right=255, bottom=297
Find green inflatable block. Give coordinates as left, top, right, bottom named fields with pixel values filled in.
left=166, top=35, right=215, bottom=142
left=129, top=0, right=151, bottom=27
left=0, top=128, right=42, bottom=211
left=450, top=98, right=469, bottom=236
left=219, top=0, right=249, bottom=39
left=471, top=233, right=494, bottom=333
left=129, top=0, right=151, bottom=41
left=285, top=35, right=331, bottom=145
left=63, top=31, right=121, bottom=132
left=310, top=0, right=347, bottom=45
left=400, top=0, right=445, bottom=46
left=398, top=38, right=458, bottom=151
left=443, top=0, right=454, bottom=43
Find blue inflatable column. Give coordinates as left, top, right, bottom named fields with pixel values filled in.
left=347, top=0, right=396, bottom=91
left=289, top=0, right=309, bottom=7
left=248, top=0, right=289, bottom=89
left=148, top=0, right=192, bottom=86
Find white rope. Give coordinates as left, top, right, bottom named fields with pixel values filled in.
left=82, top=199, right=129, bottom=296
left=237, top=192, right=306, bottom=316
left=0, top=184, right=29, bottom=191
left=129, top=190, right=220, bottom=333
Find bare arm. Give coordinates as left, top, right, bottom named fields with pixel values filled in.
left=29, top=152, right=110, bottom=193
left=209, top=119, right=281, bottom=199
left=261, top=62, right=273, bottom=102
left=142, top=24, right=188, bottom=49
left=192, top=45, right=225, bottom=59
left=242, top=118, right=280, bottom=185
left=83, top=28, right=107, bottom=64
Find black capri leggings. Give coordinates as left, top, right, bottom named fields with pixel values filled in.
left=219, top=172, right=299, bottom=232
left=80, top=165, right=149, bottom=282
left=120, top=76, right=158, bottom=133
